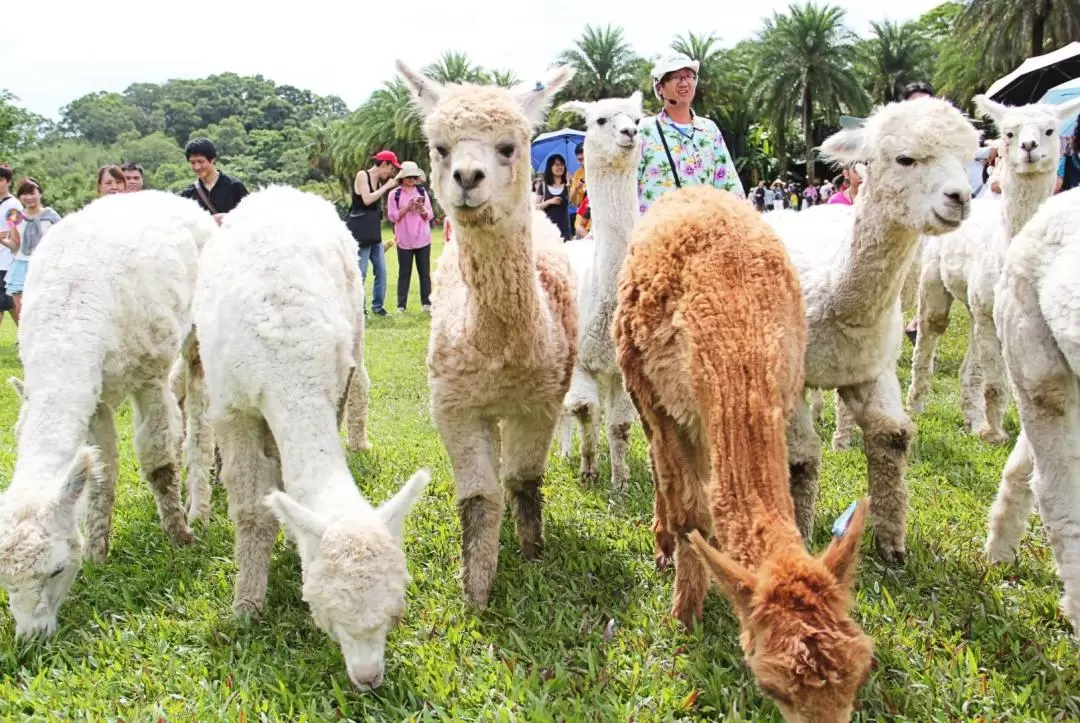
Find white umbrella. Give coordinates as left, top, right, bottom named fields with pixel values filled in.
left=985, top=42, right=1080, bottom=105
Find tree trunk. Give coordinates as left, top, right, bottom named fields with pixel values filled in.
left=803, top=83, right=815, bottom=185
left=1031, top=1, right=1049, bottom=57
left=776, top=121, right=788, bottom=178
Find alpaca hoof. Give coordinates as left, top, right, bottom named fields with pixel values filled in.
left=906, top=394, right=924, bottom=414
left=233, top=600, right=264, bottom=619
left=519, top=538, right=543, bottom=560
left=831, top=436, right=851, bottom=452
left=85, top=541, right=109, bottom=565
left=656, top=553, right=670, bottom=573
left=984, top=538, right=1017, bottom=565
left=347, top=435, right=372, bottom=453
left=168, top=524, right=195, bottom=548
left=977, top=427, right=1009, bottom=446
left=674, top=603, right=703, bottom=632
left=579, top=463, right=598, bottom=484
left=875, top=538, right=906, bottom=566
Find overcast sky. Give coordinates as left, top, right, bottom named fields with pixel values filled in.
left=7, top=0, right=947, bottom=120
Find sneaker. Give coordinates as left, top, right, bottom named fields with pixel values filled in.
left=373, top=308, right=388, bottom=317
left=422, top=304, right=432, bottom=313
left=396, top=307, right=406, bottom=314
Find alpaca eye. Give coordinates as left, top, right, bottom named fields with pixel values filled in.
left=434, top=145, right=449, bottom=158
left=48, top=566, right=65, bottom=579
left=896, top=156, right=916, bottom=167
left=497, top=144, right=515, bottom=159
left=596, top=117, right=608, bottom=126
left=1005, top=132, right=1014, bottom=139
left=1045, top=128, right=1054, bottom=136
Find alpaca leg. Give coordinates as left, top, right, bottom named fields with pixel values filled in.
left=604, top=374, right=637, bottom=494
left=344, top=328, right=372, bottom=452
left=181, top=344, right=214, bottom=526
left=435, top=407, right=503, bottom=608
left=565, top=367, right=600, bottom=483
left=84, top=403, right=119, bottom=564
left=501, top=405, right=561, bottom=560
left=985, top=430, right=1036, bottom=563
left=787, top=394, right=822, bottom=544
left=132, top=380, right=194, bottom=548
left=907, top=276, right=952, bottom=413
left=971, top=308, right=1009, bottom=445
left=831, top=392, right=856, bottom=451
left=959, top=322, right=987, bottom=434
left=841, top=372, right=914, bottom=565
left=554, top=409, right=574, bottom=460
left=628, top=389, right=674, bottom=570
left=219, top=413, right=280, bottom=617
left=809, top=389, right=824, bottom=424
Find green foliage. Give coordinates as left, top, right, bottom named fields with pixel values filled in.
left=0, top=245, right=1077, bottom=720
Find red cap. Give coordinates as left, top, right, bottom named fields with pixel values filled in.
left=371, top=150, right=401, bottom=168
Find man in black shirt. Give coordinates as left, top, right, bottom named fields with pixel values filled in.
left=179, top=137, right=249, bottom=225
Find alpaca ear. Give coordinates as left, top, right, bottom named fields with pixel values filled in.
left=628, top=90, right=644, bottom=113
left=396, top=59, right=444, bottom=116
left=819, top=497, right=870, bottom=588
left=377, top=468, right=430, bottom=544
left=7, top=376, right=24, bottom=401
left=557, top=100, right=591, bottom=119
left=973, top=94, right=1009, bottom=126
left=687, top=529, right=757, bottom=616
left=1054, top=96, right=1080, bottom=127
left=515, top=66, right=576, bottom=127
left=818, top=128, right=867, bottom=168
left=265, top=491, right=327, bottom=563
left=55, top=447, right=101, bottom=524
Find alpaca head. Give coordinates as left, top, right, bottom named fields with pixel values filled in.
left=973, top=95, right=1080, bottom=178
left=819, top=97, right=980, bottom=235
left=396, top=60, right=574, bottom=230
left=558, top=92, right=644, bottom=174
left=0, top=447, right=102, bottom=638
left=688, top=499, right=874, bottom=723
left=264, top=469, right=429, bottom=690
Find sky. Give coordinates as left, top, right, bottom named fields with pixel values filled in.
left=6, top=0, right=948, bottom=121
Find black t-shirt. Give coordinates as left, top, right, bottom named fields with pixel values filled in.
left=180, top=172, right=249, bottom=215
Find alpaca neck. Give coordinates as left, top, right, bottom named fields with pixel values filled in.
left=454, top=214, right=542, bottom=354
left=999, top=163, right=1057, bottom=239
left=584, top=158, right=638, bottom=340
left=828, top=188, right=920, bottom=325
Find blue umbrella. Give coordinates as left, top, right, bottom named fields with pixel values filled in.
left=1040, top=78, right=1080, bottom=137
left=531, top=128, right=585, bottom=212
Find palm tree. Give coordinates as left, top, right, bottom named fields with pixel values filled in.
left=328, top=79, right=426, bottom=184
left=423, top=51, right=488, bottom=85
left=553, top=25, right=643, bottom=101
left=671, top=32, right=727, bottom=110
left=859, top=20, right=935, bottom=104
left=751, top=2, right=871, bottom=184
left=957, top=0, right=1080, bottom=63
left=488, top=69, right=521, bottom=88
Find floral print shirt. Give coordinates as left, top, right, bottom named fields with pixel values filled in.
left=637, top=109, right=746, bottom=214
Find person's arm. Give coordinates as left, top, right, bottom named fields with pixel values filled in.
left=356, top=170, right=397, bottom=206
left=386, top=189, right=403, bottom=224
left=1056, top=156, right=1066, bottom=194
left=535, top=185, right=546, bottom=208
left=713, top=127, right=746, bottom=199
left=420, top=192, right=433, bottom=222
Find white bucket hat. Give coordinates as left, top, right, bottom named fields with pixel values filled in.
left=651, top=53, right=700, bottom=99
left=396, top=160, right=426, bottom=182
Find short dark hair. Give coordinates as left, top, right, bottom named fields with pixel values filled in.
left=575, top=142, right=584, bottom=156
left=0, top=165, right=12, bottom=183
left=184, top=138, right=217, bottom=161
left=121, top=162, right=144, bottom=176
left=901, top=81, right=933, bottom=100
left=15, top=177, right=41, bottom=197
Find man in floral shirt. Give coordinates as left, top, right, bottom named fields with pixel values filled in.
left=637, top=53, right=746, bottom=214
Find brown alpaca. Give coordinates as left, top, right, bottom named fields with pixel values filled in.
left=614, top=186, right=873, bottom=722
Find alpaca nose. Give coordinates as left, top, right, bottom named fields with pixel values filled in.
left=621, top=126, right=638, bottom=140
left=453, top=167, right=485, bottom=191
left=1020, top=139, right=1038, bottom=152
left=944, top=187, right=970, bottom=207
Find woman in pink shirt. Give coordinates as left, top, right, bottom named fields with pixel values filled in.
left=827, top=164, right=864, bottom=205
left=386, top=161, right=434, bottom=313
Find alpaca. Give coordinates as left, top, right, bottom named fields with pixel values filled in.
left=907, top=96, right=1080, bottom=443
left=985, top=186, right=1080, bottom=636
left=0, top=190, right=215, bottom=637
left=645, top=98, right=979, bottom=569
left=190, top=185, right=423, bottom=689
left=396, top=60, right=578, bottom=608
left=614, top=185, right=873, bottom=721
left=552, top=92, right=643, bottom=491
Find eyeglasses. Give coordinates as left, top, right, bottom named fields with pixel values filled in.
left=668, top=72, right=697, bottom=82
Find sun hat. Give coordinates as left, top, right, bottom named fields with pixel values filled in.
left=371, top=150, right=401, bottom=168
left=650, top=53, right=700, bottom=99
left=396, top=161, right=426, bottom=182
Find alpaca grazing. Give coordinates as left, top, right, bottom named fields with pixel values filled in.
left=985, top=186, right=1080, bottom=636
left=553, top=92, right=643, bottom=491
left=396, top=60, right=578, bottom=608
left=697, top=97, right=979, bottom=567
left=190, top=185, right=423, bottom=689
left=908, top=96, right=1080, bottom=443
left=615, top=185, right=873, bottom=722
left=0, top=191, right=215, bottom=637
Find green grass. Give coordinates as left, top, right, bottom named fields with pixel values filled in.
left=0, top=232, right=1077, bottom=721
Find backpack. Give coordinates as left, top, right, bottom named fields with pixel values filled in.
left=394, top=185, right=426, bottom=205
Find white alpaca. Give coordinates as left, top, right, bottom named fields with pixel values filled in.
left=655, top=98, right=977, bottom=568
left=908, top=96, right=1080, bottom=443
left=553, top=92, right=643, bottom=492
left=0, top=191, right=215, bottom=637
left=396, top=61, right=578, bottom=609
left=190, top=185, right=424, bottom=689
left=985, top=186, right=1080, bottom=636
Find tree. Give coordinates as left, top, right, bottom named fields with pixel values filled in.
left=423, top=51, right=488, bottom=85
left=752, top=2, right=871, bottom=184
left=59, top=92, right=140, bottom=145
left=553, top=25, right=644, bottom=102
left=957, top=0, right=1080, bottom=63
left=858, top=20, right=935, bottom=104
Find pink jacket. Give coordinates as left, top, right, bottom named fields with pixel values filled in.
left=386, top=185, right=434, bottom=250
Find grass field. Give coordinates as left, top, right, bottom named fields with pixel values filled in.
left=0, top=229, right=1077, bottom=721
